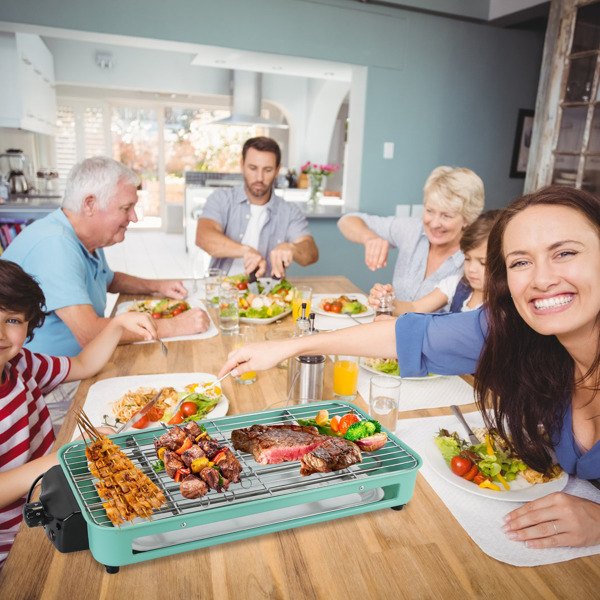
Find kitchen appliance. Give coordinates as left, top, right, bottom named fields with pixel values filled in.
left=25, top=401, right=421, bottom=572
left=36, top=168, right=59, bottom=194
left=0, top=149, right=34, bottom=194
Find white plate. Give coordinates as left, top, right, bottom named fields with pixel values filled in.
left=240, top=308, right=292, bottom=325
left=311, top=293, right=374, bottom=318
left=359, top=358, right=442, bottom=381
left=116, top=299, right=200, bottom=316
left=81, top=372, right=229, bottom=432
left=423, top=422, right=568, bottom=502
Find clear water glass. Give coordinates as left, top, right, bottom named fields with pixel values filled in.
left=369, top=375, right=401, bottom=433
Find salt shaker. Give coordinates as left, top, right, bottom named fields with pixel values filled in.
left=376, top=291, right=396, bottom=317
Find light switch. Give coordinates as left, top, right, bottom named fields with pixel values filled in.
left=383, top=142, right=394, bottom=159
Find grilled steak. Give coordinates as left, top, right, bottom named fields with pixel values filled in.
left=231, top=424, right=328, bottom=465
left=180, top=474, right=208, bottom=499
left=299, top=437, right=362, bottom=476
left=181, top=444, right=206, bottom=467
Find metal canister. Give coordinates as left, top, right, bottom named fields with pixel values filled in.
left=289, top=355, right=325, bottom=404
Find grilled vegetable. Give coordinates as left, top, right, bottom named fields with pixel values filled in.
left=344, top=420, right=381, bottom=442
left=353, top=432, right=388, bottom=452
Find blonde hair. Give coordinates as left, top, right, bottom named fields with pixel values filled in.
left=423, top=166, right=485, bottom=225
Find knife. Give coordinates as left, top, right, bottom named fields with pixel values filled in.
left=115, top=389, right=164, bottom=433
left=248, top=267, right=260, bottom=295
left=450, top=405, right=480, bottom=445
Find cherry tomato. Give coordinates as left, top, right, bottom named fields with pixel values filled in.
left=131, top=412, right=149, bottom=429
left=172, top=307, right=183, bottom=316
left=450, top=455, right=472, bottom=477
left=330, top=415, right=341, bottom=432
left=462, top=463, right=479, bottom=481
left=338, top=413, right=359, bottom=435
left=330, top=302, right=342, bottom=314
left=323, top=303, right=332, bottom=312
left=180, top=401, right=198, bottom=417
left=168, top=411, right=185, bottom=425
left=151, top=312, right=162, bottom=319
left=237, top=282, right=248, bottom=290
left=146, top=407, right=164, bottom=422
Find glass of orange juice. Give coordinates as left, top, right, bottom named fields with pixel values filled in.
left=292, top=285, right=312, bottom=321
left=233, top=325, right=258, bottom=384
left=333, top=355, right=360, bottom=400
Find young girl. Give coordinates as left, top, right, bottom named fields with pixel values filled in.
left=368, top=210, right=500, bottom=315
left=0, top=260, right=156, bottom=568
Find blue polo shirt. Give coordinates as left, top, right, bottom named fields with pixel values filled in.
left=2, top=209, right=114, bottom=356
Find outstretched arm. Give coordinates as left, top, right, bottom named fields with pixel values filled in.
left=338, top=216, right=390, bottom=270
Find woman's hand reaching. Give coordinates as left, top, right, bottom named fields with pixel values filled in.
left=503, top=491, right=600, bottom=548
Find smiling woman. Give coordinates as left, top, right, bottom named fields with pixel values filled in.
left=219, top=185, right=600, bottom=549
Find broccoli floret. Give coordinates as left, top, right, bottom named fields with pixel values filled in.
left=344, top=420, right=380, bottom=441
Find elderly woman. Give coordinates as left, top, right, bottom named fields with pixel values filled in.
left=221, top=186, right=600, bottom=549
left=338, top=166, right=485, bottom=311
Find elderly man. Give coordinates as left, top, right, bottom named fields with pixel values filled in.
left=196, top=136, right=318, bottom=278
left=2, top=156, right=210, bottom=357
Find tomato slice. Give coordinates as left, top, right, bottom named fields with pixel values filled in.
left=168, top=411, right=185, bottom=425
left=338, top=413, right=359, bottom=435
left=146, top=407, right=164, bottom=422
left=131, top=412, right=149, bottom=429
left=151, top=312, right=162, bottom=319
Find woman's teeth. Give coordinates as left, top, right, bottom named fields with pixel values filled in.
left=533, top=295, right=573, bottom=310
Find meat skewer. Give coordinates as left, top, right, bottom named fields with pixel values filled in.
left=74, top=409, right=166, bottom=526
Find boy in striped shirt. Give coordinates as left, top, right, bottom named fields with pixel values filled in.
left=0, top=260, right=157, bottom=569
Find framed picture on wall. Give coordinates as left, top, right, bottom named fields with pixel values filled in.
left=510, top=109, right=534, bottom=178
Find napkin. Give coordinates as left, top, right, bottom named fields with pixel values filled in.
left=358, top=369, right=475, bottom=411
left=398, top=412, right=600, bottom=566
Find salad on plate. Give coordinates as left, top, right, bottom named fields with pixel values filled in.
left=223, top=274, right=293, bottom=319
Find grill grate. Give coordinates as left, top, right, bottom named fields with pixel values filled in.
left=62, top=402, right=419, bottom=529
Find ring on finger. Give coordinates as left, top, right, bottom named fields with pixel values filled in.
left=552, top=520, right=558, bottom=536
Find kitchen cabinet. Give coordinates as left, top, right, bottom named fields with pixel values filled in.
left=0, top=32, right=56, bottom=136
left=526, top=0, right=600, bottom=193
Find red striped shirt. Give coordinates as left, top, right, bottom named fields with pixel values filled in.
left=0, top=349, right=70, bottom=568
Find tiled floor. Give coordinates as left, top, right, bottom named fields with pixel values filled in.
left=103, top=230, right=207, bottom=316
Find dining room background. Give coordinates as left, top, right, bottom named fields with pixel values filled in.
left=0, top=0, right=544, bottom=293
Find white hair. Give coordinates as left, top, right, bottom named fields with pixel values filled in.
left=62, top=156, right=140, bottom=212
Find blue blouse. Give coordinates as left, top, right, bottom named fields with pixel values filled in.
left=394, top=308, right=600, bottom=480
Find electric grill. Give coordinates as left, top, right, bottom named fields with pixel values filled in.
left=26, top=401, right=421, bottom=573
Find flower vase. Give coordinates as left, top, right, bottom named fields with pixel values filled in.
left=308, top=174, right=324, bottom=208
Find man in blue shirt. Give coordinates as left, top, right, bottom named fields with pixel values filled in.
left=196, top=137, right=319, bottom=278
left=3, top=157, right=210, bottom=357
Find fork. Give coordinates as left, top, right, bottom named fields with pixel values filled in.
left=345, top=312, right=363, bottom=324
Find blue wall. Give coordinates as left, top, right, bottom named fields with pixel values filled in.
left=0, top=0, right=544, bottom=293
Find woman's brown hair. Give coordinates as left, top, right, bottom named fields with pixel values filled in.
left=475, top=186, right=600, bottom=473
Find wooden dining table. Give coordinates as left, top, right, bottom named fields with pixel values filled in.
left=1, top=275, right=598, bottom=600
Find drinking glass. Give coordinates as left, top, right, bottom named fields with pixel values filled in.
left=333, top=355, right=360, bottom=400
left=204, top=267, right=224, bottom=307
left=233, top=325, right=257, bottom=384
left=218, top=286, right=239, bottom=335
left=369, top=376, right=401, bottom=433
left=292, top=285, right=312, bottom=322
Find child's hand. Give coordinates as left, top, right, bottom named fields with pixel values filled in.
left=113, top=312, right=157, bottom=341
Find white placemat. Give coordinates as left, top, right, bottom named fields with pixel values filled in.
left=358, top=368, right=475, bottom=411
left=398, top=412, right=600, bottom=566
